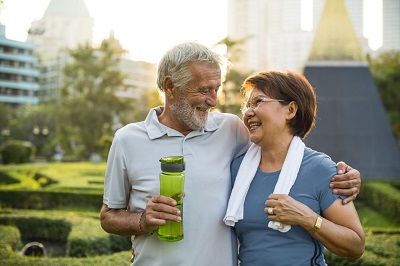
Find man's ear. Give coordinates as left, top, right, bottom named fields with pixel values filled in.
left=287, top=101, right=298, bottom=120
left=163, top=76, right=174, bottom=97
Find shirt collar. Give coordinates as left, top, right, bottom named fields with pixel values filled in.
left=145, top=106, right=219, bottom=140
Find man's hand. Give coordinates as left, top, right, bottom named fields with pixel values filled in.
left=330, top=161, right=361, bottom=205
left=142, top=195, right=181, bottom=232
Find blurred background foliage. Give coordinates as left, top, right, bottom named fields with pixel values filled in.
left=0, top=38, right=399, bottom=162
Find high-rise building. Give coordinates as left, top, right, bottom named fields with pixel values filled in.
left=25, top=0, right=156, bottom=104
left=0, top=24, right=39, bottom=105
left=304, top=0, right=400, bottom=178
left=228, top=0, right=312, bottom=72
left=381, top=0, right=400, bottom=52
left=228, top=0, right=395, bottom=72
left=27, top=0, right=93, bottom=60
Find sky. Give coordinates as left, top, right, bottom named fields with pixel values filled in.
left=1, top=0, right=228, bottom=63
left=1, top=0, right=382, bottom=63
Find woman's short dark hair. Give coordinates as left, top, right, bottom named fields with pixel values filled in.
left=241, top=70, right=317, bottom=139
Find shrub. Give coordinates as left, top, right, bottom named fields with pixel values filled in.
left=0, top=141, right=36, bottom=164
left=0, top=190, right=102, bottom=211
left=358, top=181, right=400, bottom=222
left=0, top=211, right=132, bottom=260
left=325, top=229, right=400, bottom=266
left=98, top=135, right=113, bottom=161
left=0, top=171, right=19, bottom=185
left=0, top=216, right=71, bottom=242
left=109, top=234, right=132, bottom=252
left=0, top=225, right=22, bottom=251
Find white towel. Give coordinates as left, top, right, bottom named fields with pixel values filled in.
left=224, top=136, right=305, bottom=233
left=223, top=142, right=261, bottom=227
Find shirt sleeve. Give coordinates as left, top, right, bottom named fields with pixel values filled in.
left=316, top=156, right=344, bottom=211
left=233, top=116, right=251, bottom=158
left=103, top=135, right=131, bottom=209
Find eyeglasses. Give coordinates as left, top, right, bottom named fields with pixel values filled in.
left=241, top=96, right=289, bottom=114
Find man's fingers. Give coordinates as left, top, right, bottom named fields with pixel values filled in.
left=342, top=193, right=358, bottom=205
left=151, top=195, right=177, bottom=206
left=146, top=197, right=182, bottom=224
left=331, top=180, right=355, bottom=190
left=332, top=186, right=358, bottom=196
left=336, top=161, right=347, bottom=174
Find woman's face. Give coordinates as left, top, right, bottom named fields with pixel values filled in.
left=242, top=89, right=290, bottom=145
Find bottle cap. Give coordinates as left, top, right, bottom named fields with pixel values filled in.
left=160, top=156, right=185, bottom=172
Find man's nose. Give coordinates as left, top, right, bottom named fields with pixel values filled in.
left=205, top=92, right=218, bottom=108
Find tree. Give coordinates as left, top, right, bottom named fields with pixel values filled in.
left=61, top=40, right=129, bottom=157
left=368, top=50, right=400, bottom=146
left=0, top=104, right=58, bottom=158
left=0, top=103, right=12, bottom=146
left=215, top=37, right=253, bottom=116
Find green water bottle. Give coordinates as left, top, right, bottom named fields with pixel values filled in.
left=158, top=156, right=185, bottom=242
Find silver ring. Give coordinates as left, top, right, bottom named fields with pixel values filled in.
left=267, top=207, right=274, bottom=215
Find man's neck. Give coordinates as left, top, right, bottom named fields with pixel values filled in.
left=157, top=107, right=193, bottom=136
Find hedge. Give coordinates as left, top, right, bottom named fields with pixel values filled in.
left=0, top=225, right=22, bottom=251
left=0, top=190, right=103, bottom=211
left=358, top=182, right=400, bottom=222
left=0, top=141, right=35, bottom=164
left=0, top=216, right=71, bottom=242
left=0, top=211, right=131, bottom=259
left=324, top=228, right=400, bottom=266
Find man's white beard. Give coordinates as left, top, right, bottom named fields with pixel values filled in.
left=170, top=95, right=209, bottom=131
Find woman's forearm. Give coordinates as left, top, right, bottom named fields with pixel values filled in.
left=307, top=215, right=365, bottom=258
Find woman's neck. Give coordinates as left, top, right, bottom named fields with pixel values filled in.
left=258, top=135, right=294, bottom=172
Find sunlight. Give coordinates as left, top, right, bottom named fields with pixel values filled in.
left=363, top=0, right=383, bottom=50
left=301, top=0, right=313, bottom=32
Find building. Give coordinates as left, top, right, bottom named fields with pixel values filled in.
left=380, top=0, right=400, bottom=52
left=303, top=0, right=400, bottom=178
left=228, top=0, right=398, bottom=72
left=27, top=0, right=93, bottom=60
left=0, top=24, right=39, bottom=105
left=26, top=0, right=156, bottom=105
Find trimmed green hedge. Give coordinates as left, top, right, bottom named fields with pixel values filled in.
left=0, top=171, right=19, bottom=185
left=0, top=216, right=71, bottom=242
left=0, top=211, right=131, bottom=259
left=0, top=190, right=102, bottom=211
left=0, top=141, right=35, bottom=164
left=358, top=182, right=400, bottom=222
left=0, top=225, right=22, bottom=251
left=0, top=249, right=131, bottom=266
left=325, top=228, right=400, bottom=266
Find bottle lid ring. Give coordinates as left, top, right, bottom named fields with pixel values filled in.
left=161, top=163, right=185, bottom=172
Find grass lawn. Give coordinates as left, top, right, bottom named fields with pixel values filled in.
left=356, top=201, right=400, bottom=228
left=1, top=161, right=399, bottom=265
left=0, top=162, right=106, bottom=191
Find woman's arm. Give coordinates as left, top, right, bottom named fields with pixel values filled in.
left=311, top=199, right=365, bottom=258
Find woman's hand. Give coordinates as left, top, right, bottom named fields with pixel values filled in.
left=265, top=194, right=315, bottom=229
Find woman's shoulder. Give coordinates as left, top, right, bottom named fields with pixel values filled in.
left=302, top=147, right=337, bottom=174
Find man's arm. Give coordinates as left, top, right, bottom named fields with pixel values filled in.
left=331, top=162, right=361, bottom=205
left=100, top=204, right=143, bottom=236
left=100, top=195, right=181, bottom=236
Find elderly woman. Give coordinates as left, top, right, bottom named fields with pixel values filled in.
left=224, top=70, right=365, bottom=265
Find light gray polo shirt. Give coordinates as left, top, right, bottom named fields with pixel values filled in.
left=103, top=106, right=250, bottom=266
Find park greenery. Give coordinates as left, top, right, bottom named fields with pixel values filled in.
left=0, top=39, right=399, bottom=264
left=0, top=162, right=399, bottom=265
left=1, top=42, right=399, bottom=162
left=368, top=50, right=400, bottom=146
